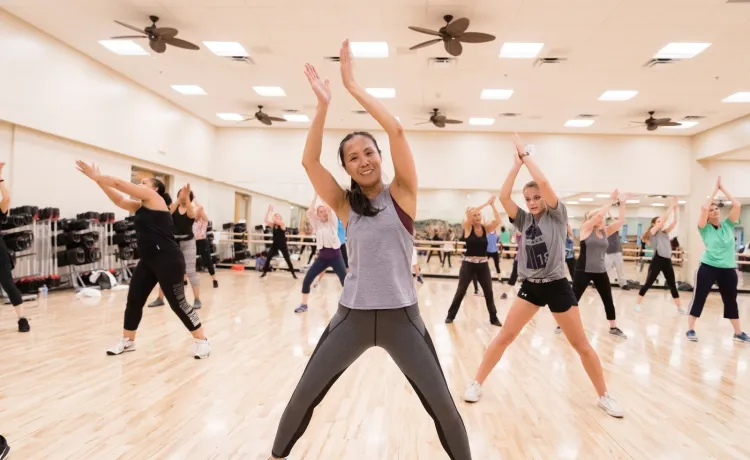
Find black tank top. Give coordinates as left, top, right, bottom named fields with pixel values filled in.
left=172, top=208, right=195, bottom=241
left=135, top=207, right=179, bottom=252
left=272, top=225, right=287, bottom=246
left=465, top=226, right=488, bottom=257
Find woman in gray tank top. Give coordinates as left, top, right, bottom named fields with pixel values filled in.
left=554, top=192, right=629, bottom=339
left=269, top=42, right=471, bottom=460
left=462, top=133, right=623, bottom=419
left=636, top=198, right=685, bottom=313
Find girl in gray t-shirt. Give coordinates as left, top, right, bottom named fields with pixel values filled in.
left=462, top=133, right=623, bottom=419
left=636, top=197, right=685, bottom=313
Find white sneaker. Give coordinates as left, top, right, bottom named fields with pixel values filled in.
left=677, top=307, right=687, bottom=315
left=194, top=339, right=211, bottom=359
left=462, top=381, right=482, bottom=403
left=107, top=338, right=135, bottom=356
left=597, top=393, right=624, bottom=418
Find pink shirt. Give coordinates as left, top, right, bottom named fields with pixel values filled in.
left=193, top=205, right=208, bottom=240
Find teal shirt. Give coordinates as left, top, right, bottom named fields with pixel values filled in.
left=499, top=230, right=510, bottom=244
left=699, top=219, right=737, bottom=269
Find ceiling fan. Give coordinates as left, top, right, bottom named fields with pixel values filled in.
left=240, top=106, right=286, bottom=126
left=408, top=14, right=496, bottom=57
left=628, top=111, right=682, bottom=131
left=111, top=15, right=200, bottom=53
left=416, top=109, right=463, bottom=128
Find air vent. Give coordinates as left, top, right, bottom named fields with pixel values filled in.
left=499, top=113, right=522, bottom=118
left=644, top=58, right=674, bottom=68
left=225, top=56, right=255, bottom=65
left=577, top=114, right=598, bottom=118
left=534, top=57, right=567, bottom=67
left=428, top=57, right=457, bottom=69
left=683, top=115, right=706, bottom=120
left=283, top=109, right=299, bottom=113
left=352, top=110, right=368, bottom=115
left=325, top=56, right=340, bottom=62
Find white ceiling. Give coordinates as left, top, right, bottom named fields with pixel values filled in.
left=3, top=0, right=750, bottom=135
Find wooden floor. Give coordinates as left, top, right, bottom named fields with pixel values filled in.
left=2, top=270, right=750, bottom=460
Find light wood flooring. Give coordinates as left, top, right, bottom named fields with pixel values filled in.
left=1, top=269, right=750, bottom=459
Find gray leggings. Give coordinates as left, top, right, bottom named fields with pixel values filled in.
left=272, top=304, right=471, bottom=459
left=179, top=239, right=200, bottom=289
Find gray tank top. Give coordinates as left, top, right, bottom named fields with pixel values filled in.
left=578, top=231, right=609, bottom=273
left=339, top=185, right=418, bottom=310
left=606, top=231, right=622, bottom=254
left=651, top=231, right=672, bottom=258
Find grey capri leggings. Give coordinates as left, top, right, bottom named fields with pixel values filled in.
left=179, top=239, right=200, bottom=289
left=271, top=303, right=471, bottom=459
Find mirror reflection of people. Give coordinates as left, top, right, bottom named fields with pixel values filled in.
left=0, top=162, right=29, bottom=332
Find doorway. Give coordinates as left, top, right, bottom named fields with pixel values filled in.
left=234, top=192, right=250, bottom=223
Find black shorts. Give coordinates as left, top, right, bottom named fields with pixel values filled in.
left=517, top=278, right=577, bottom=313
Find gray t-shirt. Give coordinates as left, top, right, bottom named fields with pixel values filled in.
left=606, top=231, right=622, bottom=254
left=650, top=231, right=672, bottom=259
left=512, top=201, right=568, bottom=282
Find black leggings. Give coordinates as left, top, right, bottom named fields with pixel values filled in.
left=566, top=257, right=576, bottom=281
left=508, top=259, right=518, bottom=286
left=271, top=304, right=471, bottom=459
left=340, top=243, right=348, bottom=268
left=487, top=251, right=500, bottom=275
left=573, top=271, right=616, bottom=320
left=638, top=254, right=679, bottom=299
left=196, top=239, right=215, bottom=276
left=301, top=254, right=347, bottom=294
left=447, top=261, right=498, bottom=321
left=124, top=249, right=201, bottom=332
left=443, top=252, right=452, bottom=268
left=426, top=248, right=443, bottom=264
left=0, top=256, right=22, bottom=306
left=303, top=238, right=317, bottom=264
left=262, top=243, right=296, bottom=276
left=688, top=263, right=739, bottom=319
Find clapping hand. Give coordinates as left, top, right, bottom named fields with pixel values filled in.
left=339, top=39, right=356, bottom=89
left=304, top=63, right=331, bottom=106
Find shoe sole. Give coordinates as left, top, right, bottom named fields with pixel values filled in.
left=733, top=337, right=750, bottom=343
left=106, top=347, right=136, bottom=356
left=463, top=396, right=480, bottom=403
left=194, top=352, right=211, bottom=359
left=598, top=403, right=624, bottom=418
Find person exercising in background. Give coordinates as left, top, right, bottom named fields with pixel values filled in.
left=192, top=199, right=218, bottom=289
left=0, top=162, right=29, bottom=332
left=260, top=205, right=297, bottom=279
left=565, top=224, right=576, bottom=281
left=499, top=230, right=522, bottom=300
left=604, top=214, right=629, bottom=290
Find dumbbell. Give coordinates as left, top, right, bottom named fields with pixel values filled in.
left=118, top=246, right=134, bottom=261
left=83, top=247, right=101, bottom=264
left=57, top=247, right=86, bottom=267
left=1, top=215, right=26, bottom=230
left=66, top=219, right=90, bottom=231
left=110, top=231, right=133, bottom=246
left=86, top=231, right=100, bottom=243
left=4, top=232, right=32, bottom=251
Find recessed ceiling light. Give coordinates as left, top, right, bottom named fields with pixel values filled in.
left=99, top=39, right=148, bottom=56
left=216, top=113, right=244, bottom=121
left=499, top=42, right=544, bottom=58
left=579, top=197, right=594, bottom=202
left=565, top=119, right=595, bottom=127
left=723, top=92, right=750, bottom=103
left=567, top=201, right=579, bottom=205
left=678, top=200, right=686, bottom=204
left=626, top=199, right=640, bottom=204
left=203, top=41, right=248, bottom=57
left=365, top=88, right=395, bottom=98
left=171, top=85, right=206, bottom=95
left=480, top=89, right=514, bottom=100
left=469, top=117, right=495, bottom=126
left=654, top=42, right=711, bottom=59
left=664, top=121, right=699, bottom=129
left=652, top=203, right=666, bottom=207
left=253, top=86, right=286, bottom=97
left=596, top=194, right=610, bottom=198
left=599, top=90, right=638, bottom=101
left=349, top=42, right=389, bottom=58
left=283, top=114, right=310, bottom=122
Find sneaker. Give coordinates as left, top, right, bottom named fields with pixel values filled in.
left=0, top=434, right=9, bottom=460
left=213, top=280, right=219, bottom=288
left=621, top=284, right=631, bottom=291
left=463, top=381, right=482, bottom=403
left=193, top=300, right=202, bottom=310
left=500, top=293, right=508, bottom=300
left=554, top=326, right=563, bottom=334
left=194, top=339, right=211, bottom=359
left=260, top=272, right=267, bottom=279
left=490, top=317, right=502, bottom=327
left=597, top=393, right=624, bottom=418
left=417, top=275, right=424, bottom=284
left=148, top=298, right=164, bottom=308
left=686, top=330, right=698, bottom=342
left=733, top=332, right=750, bottom=343
left=294, top=304, right=308, bottom=313
left=609, top=327, right=627, bottom=339
left=677, top=307, right=687, bottom=315
left=18, top=317, right=30, bottom=333
left=444, top=317, right=454, bottom=324
left=107, top=338, right=135, bottom=356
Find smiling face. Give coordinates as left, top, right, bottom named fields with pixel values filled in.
left=523, top=183, right=547, bottom=216
left=340, top=133, right=382, bottom=189
left=316, top=205, right=330, bottom=222
left=708, top=203, right=721, bottom=222
left=469, top=208, right=482, bottom=224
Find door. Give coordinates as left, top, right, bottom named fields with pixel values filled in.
left=234, top=192, right=250, bottom=223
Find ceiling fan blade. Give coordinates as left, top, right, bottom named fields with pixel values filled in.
left=457, top=32, right=496, bottom=43
left=415, top=121, right=432, bottom=125
left=626, top=124, right=645, bottom=128
left=110, top=35, right=147, bottom=39
left=239, top=117, right=256, bottom=122
left=164, top=37, right=200, bottom=50
left=114, top=20, right=146, bottom=35
left=409, top=38, right=442, bottom=51
left=260, top=118, right=272, bottom=126
left=268, top=117, right=286, bottom=122
left=444, top=119, right=463, bottom=124
left=408, top=26, right=442, bottom=37
left=445, top=39, right=462, bottom=56
left=662, top=121, right=682, bottom=126
left=445, top=17, right=470, bottom=36
left=153, top=27, right=178, bottom=38
left=149, top=39, right=167, bottom=53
